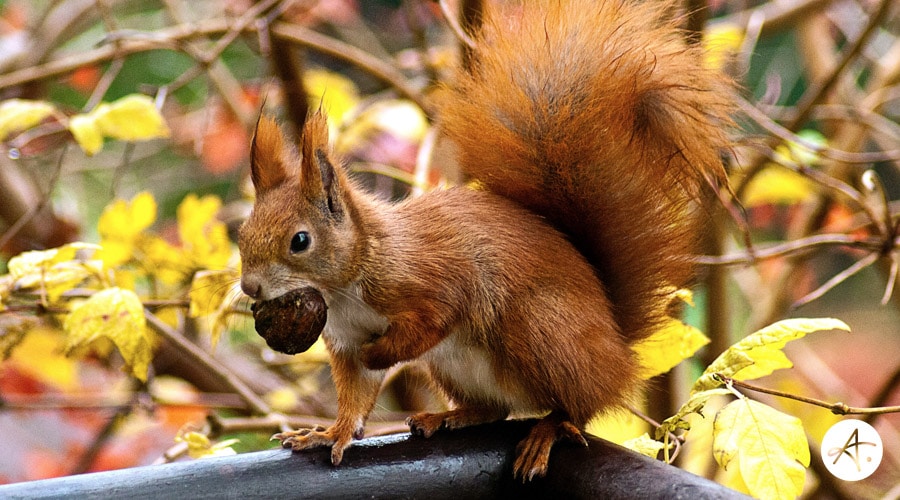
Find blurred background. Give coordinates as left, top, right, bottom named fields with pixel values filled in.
left=0, top=0, right=898, bottom=498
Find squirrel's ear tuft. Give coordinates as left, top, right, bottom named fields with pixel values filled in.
left=250, top=115, right=290, bottom=194
left=300, top=110, right=330, bottom=162
left=300, top=111, right=343, bottom=218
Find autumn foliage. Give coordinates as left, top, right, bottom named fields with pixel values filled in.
left=1, top=1, right=899, bottom=498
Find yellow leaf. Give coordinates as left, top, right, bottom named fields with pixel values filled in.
left=140, top=234, right=190, bottom=285
left=633, top=318, right=710, bottom=379
left=94, top=94, right=170, bottom=141
left=63, top=287, right=152, bottom=381
left=96, top=192, right=158, bottom=267
left=189, top=269, right=239, bottom=317
left=304, top=68, right=360, bottom=123
left=741, top=166, right=818, bottom=207
left=693, top=350, right=755, bottom=393
left=587, top=409, right=648, bottom=445
left=189, top=269, right=240, bottom=348
left=337, top=99, right=428, bottom=155
left=742, top=130, right=828, bottom=207
left=733, top=318, right=846, bottom=381
left=177, top=194, right=231, bottom=271
left=695, top=318, right=849, bottom=392
left=68, top=114, right=104, bottom=155
left=657, top=388, right=732, bottom=439
left=703, top=24, right=743, bottom=71
left=7, top=242, right=102, bottom=303
left=176, top=430, right=239, bottom=459
left=0, top=99, right=57, bottom=141
left=623, top=433, right=670, bottom=458
left=713, top=398, right=810, bottom=500
left=6, top=327, right=80, bottom=391
left=7, top=242, right=94, bottom=277
left=264, top=387, right=300, bottom=413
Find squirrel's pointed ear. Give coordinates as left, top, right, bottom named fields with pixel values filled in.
left=250, top=116, right=290, bottom=194
left=300, top=111, right=344, bottom=218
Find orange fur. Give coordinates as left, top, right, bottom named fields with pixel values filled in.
left=238, top=0, right=733, bottom=481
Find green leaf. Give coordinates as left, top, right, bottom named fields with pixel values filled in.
left=633, top=318, right=710, bottom=379
left=713, top=398, right=810, bottom=500
left=63, top=287, right=152, bottom=381
left=694, top=318, right=850, bottom=392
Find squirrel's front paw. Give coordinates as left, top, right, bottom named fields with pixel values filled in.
left=273, top=425, right=353, bottom=465
left=359, top=338, right=399, bottom=370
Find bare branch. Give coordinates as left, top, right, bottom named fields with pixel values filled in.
left=696, top=233, right=884, bottom=266
left=144, top=309, right=272, bottom=416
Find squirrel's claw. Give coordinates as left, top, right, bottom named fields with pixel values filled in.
left=272, top=425, right=353, bottom=465
left=513, top=414, right=587, bottom=482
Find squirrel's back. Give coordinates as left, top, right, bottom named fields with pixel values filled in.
left=438, top=0, right=733, bottom=342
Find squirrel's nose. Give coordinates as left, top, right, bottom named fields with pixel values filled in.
left=241, top=276, right=262, bottom=299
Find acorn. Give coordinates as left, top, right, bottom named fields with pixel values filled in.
left=250, top=287, right=327, bottom=354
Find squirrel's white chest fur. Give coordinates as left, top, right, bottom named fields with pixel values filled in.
left=321, top=285, right=389, bottom=353
left=422, top=332, right=523, bottom=409
left=322, top=285, right=519, bottom=409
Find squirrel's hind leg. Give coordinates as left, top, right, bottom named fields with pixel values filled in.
left=513, top=411, right=588, bottom=482
left=406, top=406, right=508, bottom=438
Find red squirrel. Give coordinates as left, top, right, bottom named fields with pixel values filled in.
left=238, top=0, right=733, bottom=481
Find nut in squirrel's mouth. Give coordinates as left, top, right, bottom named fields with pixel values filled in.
left=250, top=286, right=328, bottom=355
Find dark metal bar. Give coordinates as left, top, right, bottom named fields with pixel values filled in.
left=0, top=420, right=747, bottom=499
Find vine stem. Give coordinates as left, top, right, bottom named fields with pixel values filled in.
left=715, top=374, right=900, bottom=416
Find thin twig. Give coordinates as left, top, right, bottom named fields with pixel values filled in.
left=159, top=0, right=283, bottom=112
left=627, top=405, right=684, bottom=464
left=787, top=0, right=895, bottom=133
left=1, top=392, right=248, bottom=410
left=791, top=251, right=880, bottom=308
left=734, top=0, right=894, bottom=200
left=70, top=403, right=132, bottom=475
left=159, top=0, right=260, bottom=126
left=739, top=98, right=900, bottom=164
left=271, top=22, right=427, bottom=112
left=144, top=309, right=272, bottom=416
left=0, top=144, right=68, bottom=251
left=717, top=374, right=900, bottom=415
left=696, top=233, right=884, bottom=266
left=864, top=362, right=900, bottom=424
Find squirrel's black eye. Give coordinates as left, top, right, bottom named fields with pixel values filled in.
left=290, top=231, right=311, bottom=254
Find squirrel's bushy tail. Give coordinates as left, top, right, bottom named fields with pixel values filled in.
left=438, top=0, right=733, bottom=343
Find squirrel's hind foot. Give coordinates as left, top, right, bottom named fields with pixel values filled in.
left=513, top=412, right=588, bottom=482
left=406, top=406, right=508, bottom=438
